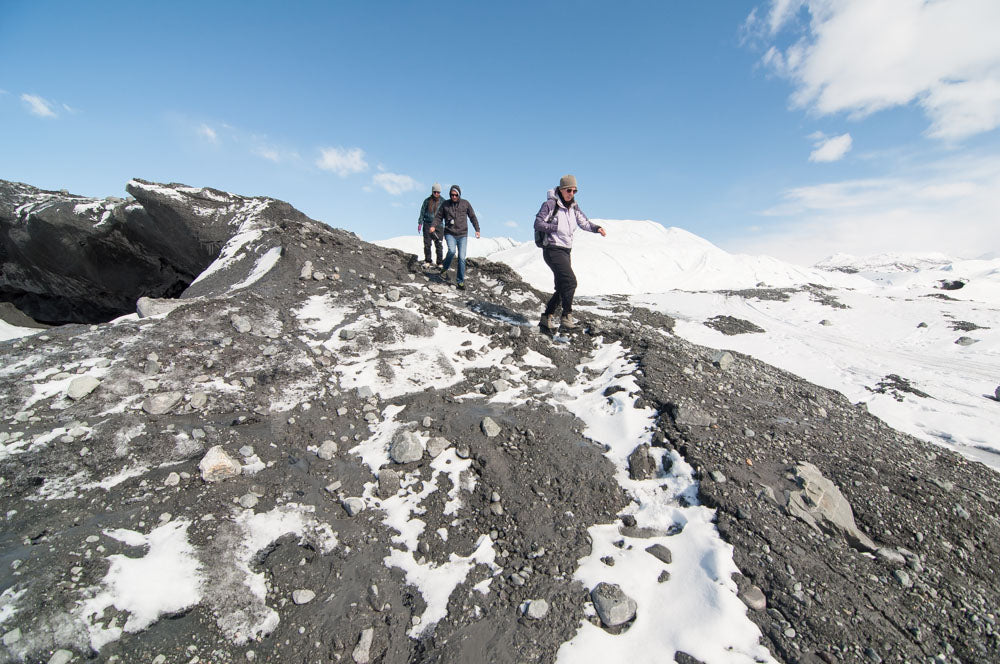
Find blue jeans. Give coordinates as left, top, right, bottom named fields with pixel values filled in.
left=443, top=234, right=468, bottom=283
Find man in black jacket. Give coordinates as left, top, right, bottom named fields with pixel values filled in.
left=430, top=185, right=480, bottom=289
left=417, top=183, right=444, bottom=267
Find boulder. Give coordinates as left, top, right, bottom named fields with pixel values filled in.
left=590, top=582, right=637, bottom=627
left=389, top=430, right=423, bottom=464
left=199, top=446, right=242, bottom=483
left=67, top=376, right=101, bottom=400
left=786, top=462, right=877, bottom=551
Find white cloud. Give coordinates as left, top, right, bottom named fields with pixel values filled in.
left=729, top=153, right=1000, bottom=264
left=754, top=0, right=1000, bottom=140
left=253, top=146, right=281, bottom=162
left=504, top=220, right=518, bottom=228
left=316, top=147, right=368, bottom=176
left=198, top=124, right=218, bottom=143
left=808, top=132, right=852, bottom=162
left=372, top=172, right=419, bottom=195
left=21, top=93, right=56, bottom=118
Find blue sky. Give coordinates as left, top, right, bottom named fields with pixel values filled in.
left=2, top=0, right=999, bottom=264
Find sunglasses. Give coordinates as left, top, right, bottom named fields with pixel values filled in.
left=563, top=188, right=577, bottom=194
left=450, top=193, right=459, bottom=197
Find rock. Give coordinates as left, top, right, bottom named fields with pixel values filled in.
left=143, top=392, right=183, bottom=415
left=590, top=582, right=637, bottom=627
left=136, top=297, right=186, bottom=318
left=740, top=585, right=767, bottom=611
left=620, top=525, right=673, bottom=539
left=189, top=391, right=208, bottom=409
left=995, top=385, right=1000, bottom=401
left=292, top=589, right=316, bottom=605
left=231, top=315, right=253, bottom=334
left=300, top=261, right=314, bottom=280
left=67, top=376, right=101, bottom=400
left=710, top=350, right=735, bottom=370
left=645, top=543, right=672, bottom=564
left=524, top=599, right=549, bottom=620
left=389, top=430, right=423, bottom=464
left=819, top=319, right=833, bottom=326
left=426, top=436, right=450, bottom=458
left=709, top=470, right=727, bottom=483
left=199, top=446, right=242, bottom=482
left=239, top=494, right=259, bottom=509
left=353, top=627, right=374, bottom=664
left=378, top=469, right=401, bottom=497
left=490, top=379, right=511, bottom=393
left=2, top=628, right=21, bottom=646
left=627, top=444, right=657, bottom=480
left=386, top=287, right=401, bottom=302
left=342, top=497, right=366, bottom=516
left=164, top=472, right=181, bottom=487
left=786, top=462, right=877, bottom=551
left=894, top=569, right=914, bottom=588
left=481, top=416, right=501, bottom=437
left=955, top=336, right=977, bottom=346
left=339, top=328, right=357, bottom=341
left=671, top=404, right=717, bottom=427
left=47, top=650, right=74, bottom=664
left=317, top=440, right=338, bottom=460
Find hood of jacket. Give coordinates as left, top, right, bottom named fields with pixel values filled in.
left=450, top=185, right=462, bottom=198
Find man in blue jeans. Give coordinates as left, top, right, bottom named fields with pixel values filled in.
left=430, top=185, right=480, bottom=290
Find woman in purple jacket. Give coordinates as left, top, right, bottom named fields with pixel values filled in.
left=533, top=175, right=606, bottom=330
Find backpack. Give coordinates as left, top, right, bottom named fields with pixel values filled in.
left=534, top=202, right=560, bottom=248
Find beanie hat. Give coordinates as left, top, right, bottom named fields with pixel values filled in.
left=558, top=174, right=578, bottom=190
left=450, top=185, right=461, bottom=197
left=432, top=183, right=441, bottom=193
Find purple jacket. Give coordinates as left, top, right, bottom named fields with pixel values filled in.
left=533, top=189, right=601, bottom=249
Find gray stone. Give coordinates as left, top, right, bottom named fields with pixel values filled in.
left=239, top=494, right=259, bottom=509
left=490, top=379, right=512, bottom=393
left=342, top=497, right=366, bottom=516
left=481, top=416, right=501, bottom=437
left=299, top=261, right=313, bottom=280
left=67, top=376, right=101, bottom=400
left=164, top=472, right=181, bottom=487
left=955, top=336, right=977, bottom=346
left=357, top=386, right=374, bottom=399
left=189, top=391, right=208, bottom=409
left=672, top=405, right=717, bottom=427
left=292, top=589, right=316, bottom=605
left=426, top=437, right=450, bottom=457
left=740, top=585, right=767, bottom=611
left=199, top=446, right=242, bottom=483
left=339, top=328, right=357, bottom=340
left=231, top=315, right=252, bottom=334
left=786, top=462, right=876, bottom=551
left=143, top=392, right=183, bottom=415
left=136, top=297, right=185, bottom=318
left=590, top=582, right=637, bottom=627
left=317, top=440, right=338, bottom=460
left=47, top=650, right=75, bottom=664
left=645, top=543, right=672, bottom=564
left=619, top=525, right=672, bottom=539
left=709, top=470, right=727, bottom=483
left=710, top=350, right=735, bottom=370
left=894, top=569, right=914, bottom=588
left=2, top=628, right=21, bottom=646
left=525, top=599, right=549, bottom=620
left=389, top=430, right=423, bottom=464
left=386, top=287, right=401, bottom=302
left=378, top=469, right=401, bottom=497
left=353, top=627, right=374, bottom=664
left=627, top=444, right=657, bottom=480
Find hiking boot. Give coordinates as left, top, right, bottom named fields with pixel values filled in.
left=541, top=313, right=556, bottom=330
left=560, top=313, right=577, bottom=329
left=440, top=267, right=448, bottom=277
left=456, top=281, right=466, bottom=290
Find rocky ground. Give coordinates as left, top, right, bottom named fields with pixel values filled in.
left=1, top=181, right=998, bottom=664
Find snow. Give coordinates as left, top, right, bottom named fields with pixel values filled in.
left=375, top=234, right=520, bottom=258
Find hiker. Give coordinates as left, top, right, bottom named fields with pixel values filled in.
left=417, top=183, right=444, bottom=267
left=430, top=185, right=480, bottom=290
left=533, top=175, right=606, bottom=330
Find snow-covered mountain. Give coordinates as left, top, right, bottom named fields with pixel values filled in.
left=3, top=180, right=999, bottom=664
left=814, top=251, right=955, bottom=274
left=379, top=220, right=871, bottom=295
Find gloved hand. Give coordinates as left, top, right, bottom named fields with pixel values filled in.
left=417, top=224, right=422, bottom=233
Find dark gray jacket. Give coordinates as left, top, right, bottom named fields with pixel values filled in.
left=433, top=186, right=480, bottom=237
left=418, top=195, right=442, bottom=236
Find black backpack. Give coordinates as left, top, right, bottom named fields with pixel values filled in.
left=533, top=202, right=560, bottom=248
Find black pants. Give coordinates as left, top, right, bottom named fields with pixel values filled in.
left=423, top=231, right=443, bottom=264
left=542, top=246, right=576, bottom=316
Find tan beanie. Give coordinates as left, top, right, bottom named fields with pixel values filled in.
left=558, top=174, right=578, bottom=190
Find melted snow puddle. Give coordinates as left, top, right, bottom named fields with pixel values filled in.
left=552, top=342, right=776, bottom=664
